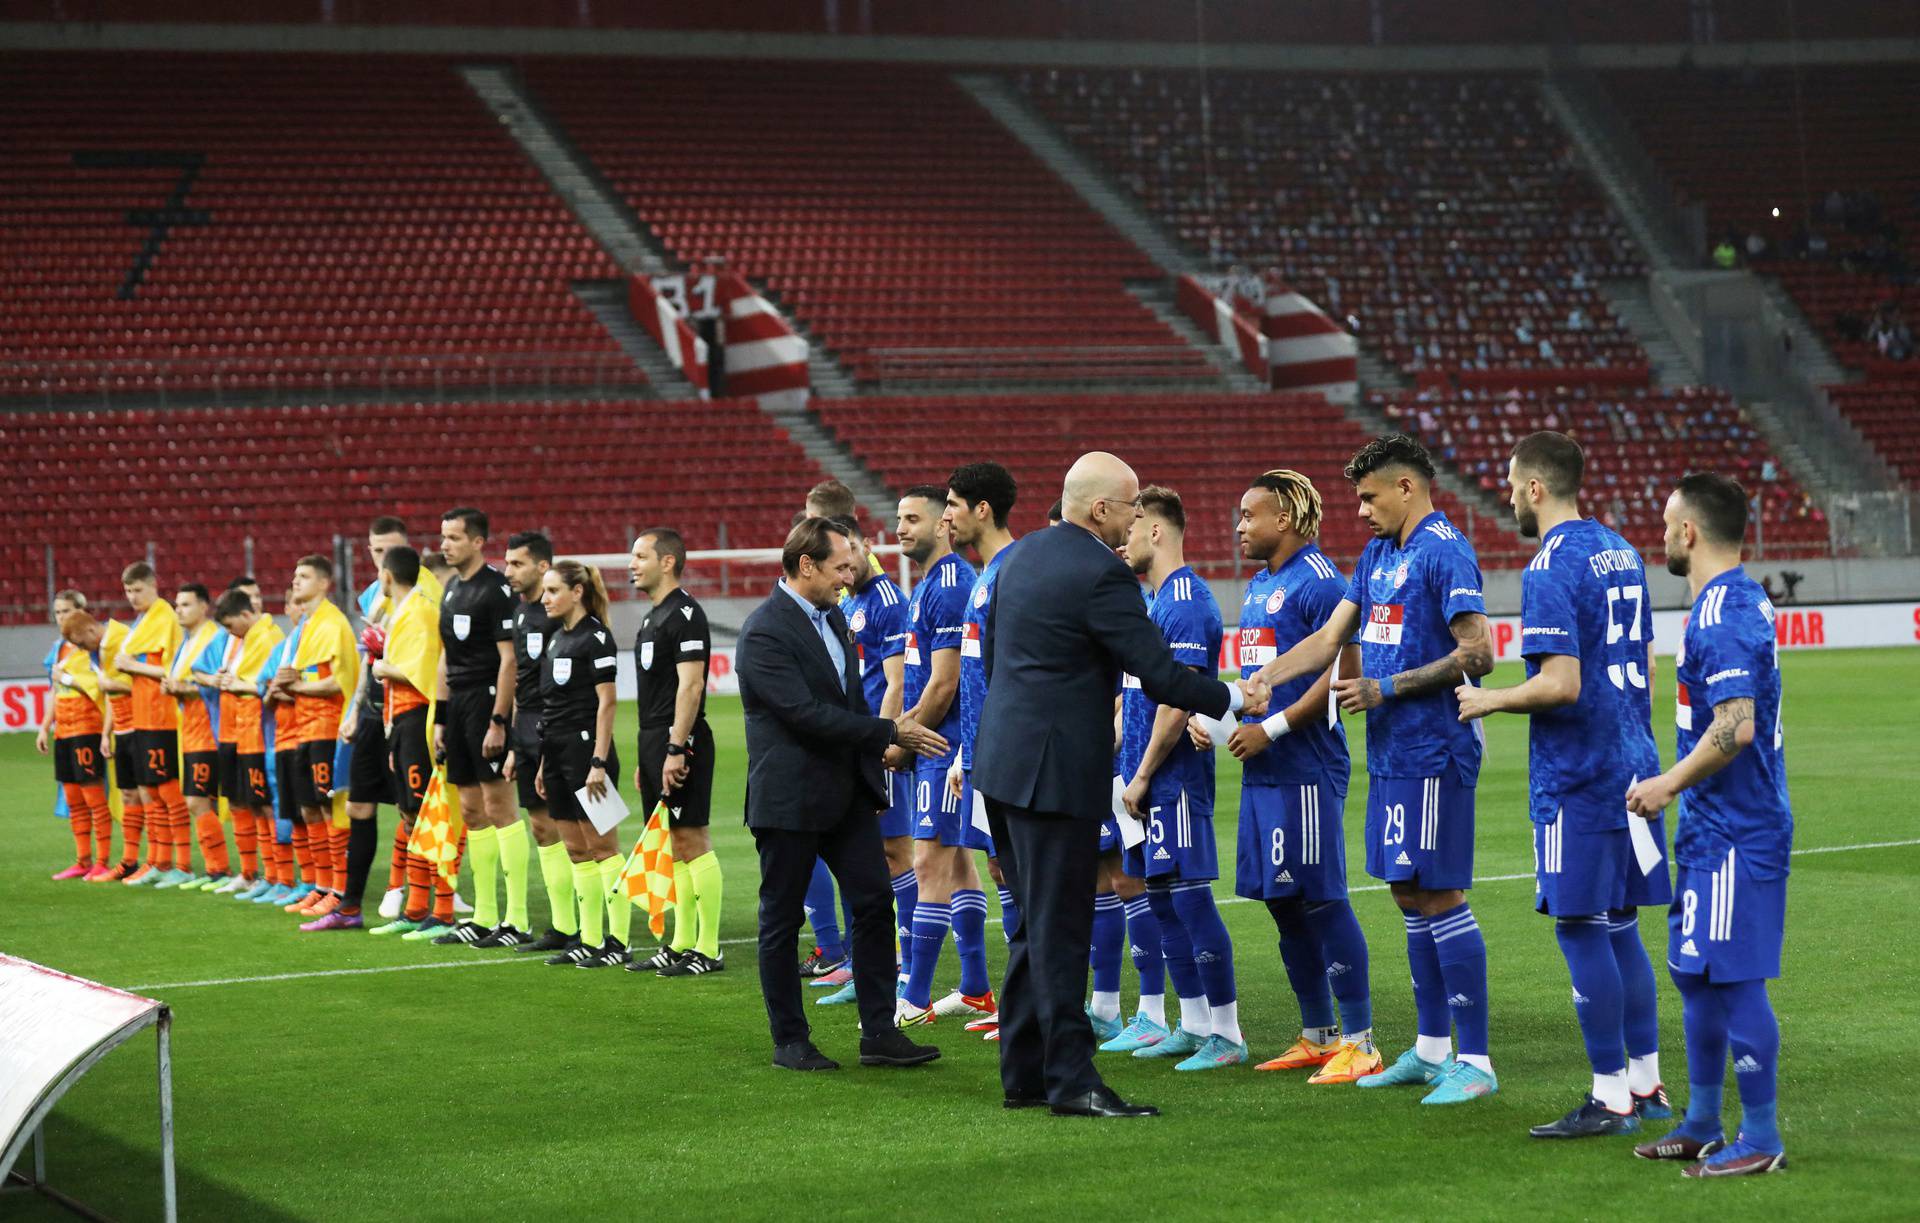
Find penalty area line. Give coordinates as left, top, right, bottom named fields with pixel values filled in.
left=125, top=837, right=1919, bottom=992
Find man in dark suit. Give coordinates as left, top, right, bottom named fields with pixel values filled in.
left=974, top=452, right=1267, bottom=1117
left=736, top=516, right=951, bottom=1071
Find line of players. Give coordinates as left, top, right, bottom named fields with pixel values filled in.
left=798, top=433, right=1789, bottom=1176
left=40, top=510, right=730, bottom=978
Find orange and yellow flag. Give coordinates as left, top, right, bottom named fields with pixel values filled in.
left=609, top=802, right=676, bottom=939
left=406, top=765, right=465, bottom=883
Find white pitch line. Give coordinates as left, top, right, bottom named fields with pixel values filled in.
left=125, top=837, right=1920, bottom=993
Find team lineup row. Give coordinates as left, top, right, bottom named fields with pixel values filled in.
left=36, top=431, right=1791, bottom=1176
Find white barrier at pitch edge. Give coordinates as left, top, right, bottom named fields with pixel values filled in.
left=0, top=956, right=177, bottom=1221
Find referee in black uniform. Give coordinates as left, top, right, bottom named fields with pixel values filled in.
left=626, top=527, right=723, bottom=976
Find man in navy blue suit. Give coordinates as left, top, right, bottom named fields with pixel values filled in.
left=973, top=452, right=1266, bottom=1117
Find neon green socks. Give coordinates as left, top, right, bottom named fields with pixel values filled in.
left=600, top=855, right=631, bottom=946
left=466, top=825, right=500, bottom=929
left=688, top=851, right=723, bottom=960
left=496, top=819, right=530, bottom=931
left=670, top=860, right=697, bottom=952
left=537, top=840, right=577, bottom=935
left=573, top=859, right=604, bottom=948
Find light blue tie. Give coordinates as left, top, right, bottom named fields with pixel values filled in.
left=811, top=607, right=845, bottom=692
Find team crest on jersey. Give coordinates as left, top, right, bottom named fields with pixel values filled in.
left=640, top=642, right=654, bottom=670
left=1393, top=562, right=1410, bottom=589
left=552, top=657, right=572, bottom=684
left=452, top=614, right=471, bottom=641
left=1265, top=587, right=1285, bottom=614
left=848, top=608, right=867, bottom=634
left=972, top=582, right=989, bottom=609
left=526, top=632, right=543, bottom=659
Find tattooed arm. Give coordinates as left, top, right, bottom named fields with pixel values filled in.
left=1332, top=612, right=1495, bottom=714
left=1626, top=697, right=1755, bottom=816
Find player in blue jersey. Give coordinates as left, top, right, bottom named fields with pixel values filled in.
left=809, top=516, right=912, bottom=1007
left=1113, top=486, right=1245, bottom=1071
left=892, top=485, right=981, bottom=1027
left=1625, top=473, right=1793, bottom=1177
left=936, top=462, right=1023, bottom=1035
left=1249, top=434, right=1497, bottom=1104
left=1454, top=433, right=1673, bottom=1137
left=1208, top=470, right=1378, bottom=1084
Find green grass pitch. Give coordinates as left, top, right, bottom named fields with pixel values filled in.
left=5, top=648, right=1917, bottom=1220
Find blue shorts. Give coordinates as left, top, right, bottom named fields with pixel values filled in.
left=1235, top=779, right=1349, bottom=902
left=1534, top=811, right=1674, bottom=916
left=1668, top=848, right=1786, bottom=983
left=912, top=762, right=989, bottom=851
left=1123, top=783, right=1217, bottom=881
left=878, top=768, right=913, bottom=840
left=1098, top=816, right=1121, bottom=856
left=1364, top=771, right=1475, bottom=891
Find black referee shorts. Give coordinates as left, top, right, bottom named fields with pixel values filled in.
left=637, top=721, right=714, bottom=829
left=510, top=713, right=545, bottom=811
left=54, top=735, right=106, bottom=785
left=347, top=714, right=394, bottom=805
left=541, top=728, right=618, bottom=824
left=443, top=685, right=505, bottom=787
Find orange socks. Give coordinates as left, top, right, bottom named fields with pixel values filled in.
left=84, top=786, right=112, bottom=865
left=63, top=784, right=94, bottom=866
left=233, top=808, right=259, bottom=878
left=120, top=797, right=146, bottom=869
left=290, top=821, right=312, bottom=886
left=195, top=811, right=231, bottom=876
left=154, top=780, right=190, bottom=872
left=272, top=837, right=295, bottom=886
left=388, top=822, right=410, bottom=890
left=330, top=826, right=350, bottom=897
left=404, top=850, right=433, bottom=922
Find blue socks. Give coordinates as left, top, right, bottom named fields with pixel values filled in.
left=1090, top=891, right=1124, bottom=995
left=1123, top=894, right=1164, bottom=999
left=1555, top=914, right=1626, bottom=1075
left=950, top=888, right=990, bottom=998
left=1266, top=898, right=1335, bottom=1031
left=1671, top=965, right=1730, bottom=1143
left=1306, top=899, right=1372, bottom=1036
left=996, top=883, right=1021, bottom=942
left=1402, top=910, right=1451, bottom=1046
left=1170, top=880, right=1236, bottom=1008
left=1429, top=902, right=1489, bottom=1058
left=1722, top=978, right=1783, bottom=1152
left=803, top=857, right=844, bottom=962
left=1145, top=885, right=1203, bottom=1006
left=1608, top=909, right=1661, bottom=1060
left=890, top=870, right=917, bottom=982
left=903, top=899, right=949, bottom=1008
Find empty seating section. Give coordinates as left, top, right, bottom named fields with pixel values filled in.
left=0, top=53, right=623, bottom=397
left=1828, top=383, right=1920, bottom=486
left=1373, top=385, right=1830, bottom=557
left=815, top=394, right=1528, bottom=574
left=528, top=60, right=1219, bottom=389
left=0, top=399, right=827, bottom=623
left=1606, top=66, right=1919, bottom=376
left=1020, top=70, right=1647, bottom=379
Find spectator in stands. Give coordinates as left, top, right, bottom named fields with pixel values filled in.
left=1745, top=231, right=1769, bottom=261
left=1566, top=306, right=1587, bottom=331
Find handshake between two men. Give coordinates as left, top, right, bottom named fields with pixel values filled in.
left=883, top=715, right=948, bottom=772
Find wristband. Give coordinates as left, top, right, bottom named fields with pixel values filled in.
left=664, top=742, right=688, bottom=757
left=433, top=704, right=448, bottom=727
left=1260, top=711, right=1292, bottom=741
left=590, top=756, right=608, bottom=771
left=1378, top=675, right=1397, bottom=701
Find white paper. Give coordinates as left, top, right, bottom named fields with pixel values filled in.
left=1327, top=648, right=1341, bottom=729
left=1628, top=813, right=1663, bottom=876
left=577, top=782, right=630, bottom=835
left=1192, top=708, right=1237, bottom=746
left=1110, top=775, right=1147, bottom=848
left=970, top=788, right=990, bottom=835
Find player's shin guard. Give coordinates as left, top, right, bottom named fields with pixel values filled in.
left=233, top=807, right=259, bottom=878
left=904, top=900, right=951, bottom=1008
left=466, top=825, right=501, bottom=929
left=1555, top=916, right=1627, bottom=1084
left=1267, top=898, right=1336, bottom=1033
left=600, top=856, right=631, bottom=947
left=62, top=784, right=94, bottom=866
left=891, top=870, right=918, bottom=979
left=1718, top=978, right=1782, bottom=1151
left=804, top=857, right=844, bottom=961
left=1147, top=884, right=1208, bottom=1035
left=1669, top=966, right=1729, bottom=1142
left=950, top=887, right=990, bottom=997
left=1608, top=909, right=1661, bottom=1063
left=497, top=819, right=531, bottom=932
left=1430, top=903, right=1489, bottom=1061
left=196, top=811, right=231, bottom=876
left=1123, top=894, right=1164, bottom=999
left=1402, top=911, right=1452, bottom=1058
left=1090, top=892, right=1125, bottom=1012
left=689, top=851, right=723, bottom=960
left=1172, top=880, right=1239, bottom=1043
left=1306, top=899, right=1372, bottom=1037
left=342, top=816, right=378, bottom=914
left=537, top=841, right=577, bottom=935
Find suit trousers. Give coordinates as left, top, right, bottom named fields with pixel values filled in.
left=986, top=798, right=1103, bottom=1103
left=753, top=797, right=897, bottom=1048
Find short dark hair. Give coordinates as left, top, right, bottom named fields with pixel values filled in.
left=640, top=527, right=687, bottom=578
left=213, top=589, right=254, bottom=623
left=122, top=561, right=155, bottom=585
left=805, top=479, right=859, bottom=519
left=1345, top=433, right=1436, bottom=485
left=1137, top=484, right=1185, bottom=533
left=948, top=462, right=1018, bottom=530
left=368, top=516, right=408, bottom=538
left=227, top=575, right=258, bottom=591
left=1675, top=472, right=1749, bottom=546
left=295, top=553, right=333, bottom=580
left=442, top=507, right=488, bottom=540
left=507, top=531, right=553, bottom=565
left=782, top=516, right=851, bottom=577
left=177, top=583, right=211, bottom=605
left=1047, top=498, right=1064, bottom=524
left=1511, top=431, right=1584, bottom=499
left=827, top=514, right=862, bottom=540
left=901, top=483, right=948, bottom=510
left=382, top=545, right=421, bottom=587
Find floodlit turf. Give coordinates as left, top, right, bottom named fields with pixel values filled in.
left=4, top=648, right=1916, bottom=1220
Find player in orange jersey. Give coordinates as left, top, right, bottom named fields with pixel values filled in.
left=164, top=583, right=234, bottom=890
left=283, top=555, right=360, bottom=921
left=212, top=586, right=284, bottom=899
left=112, top=562, right=192, bottom=887
left=41, top=590, right=115, bottom=880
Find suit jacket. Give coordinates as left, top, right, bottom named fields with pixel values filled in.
left=736, top=584, right=894, bottom=832
left=974, top=522, right=1231, bottom=820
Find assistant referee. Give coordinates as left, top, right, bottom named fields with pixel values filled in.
left=626, top=527, right=724, bottom=977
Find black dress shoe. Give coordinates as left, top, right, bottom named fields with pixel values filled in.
left=858, top=1028, right=941, bottom=1067
left=772, top=1041, right=840, bottom=1071
left=1050, top=1086, right=1159, bottom=1118
left=1003, top=1093, right=1049, bottom=1110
